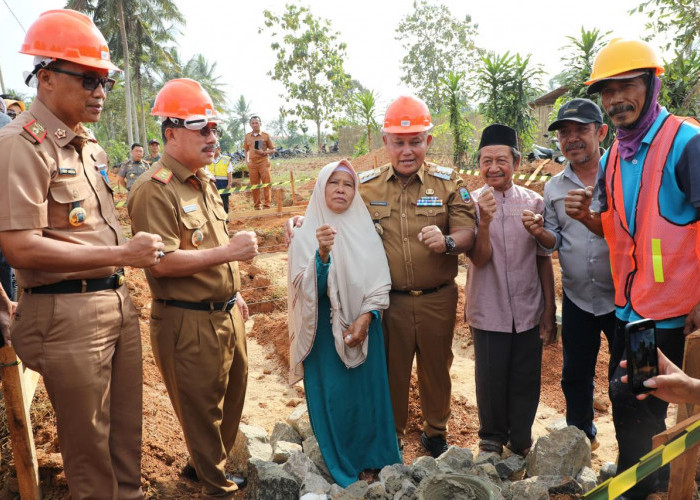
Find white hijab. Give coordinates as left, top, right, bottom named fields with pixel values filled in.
left=288, top=160, right=391, bottom=385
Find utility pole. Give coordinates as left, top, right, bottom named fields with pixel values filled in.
left=0, top=61, right=6, bottom=94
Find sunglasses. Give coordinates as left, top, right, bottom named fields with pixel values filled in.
left=169, top=116, right=222, bottom=137
left=47, top=67, right=116, bottom=92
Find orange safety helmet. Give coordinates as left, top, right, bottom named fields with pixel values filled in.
left=20, top=9, right=120, bottom=72
left=151, top=78, right=219, bottom=122
left=586, top=38, right=664, bottom=94
left=383, top=95, right=433, bottom=134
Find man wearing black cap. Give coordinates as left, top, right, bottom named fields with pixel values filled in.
left=147, top=138, right=161, bottom=163
left=466, top=123, right=556, bottom=459
left=523, top=99, right=614, bottom=451
left=567, top=39, right=700, bottom=498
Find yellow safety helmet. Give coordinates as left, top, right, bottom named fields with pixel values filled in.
left=586, top=38, right=664, bottom=94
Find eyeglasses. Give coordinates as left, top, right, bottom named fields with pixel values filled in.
left=46, top=67, right=116, bottom=92
left=169, top=116, right=221, bottom=137
left=6, top=110, right=16, bottom=120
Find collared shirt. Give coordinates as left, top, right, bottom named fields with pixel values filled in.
left=595, top=107, right=700, bottom=327
left=118, top=159, right=149, bottom=190
left=359, top=162, right=476, bottom=290
left=146, top=153, right=161, bottom=163
left=0, top=99, right=122, bottom=288
left=543, top=163, right=614, bottom=316
left=243, top=131, right=274, bottom=168
left=467, top=184, right=548, bottom=333
left=127, top=152, right=239, bottom=302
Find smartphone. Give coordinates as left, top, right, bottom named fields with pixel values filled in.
left=625, top=319, right=659, bottom=394
left=254, top=139, right=263, bottom=150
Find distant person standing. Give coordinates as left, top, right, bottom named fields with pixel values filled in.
left=3, top=96, right=26, bottom=120
left=118, top=142, right=149, bottom=192
left=146, top=138, right=161, bottom=163
left=243, top=115, right=274, bottom=210
left=205, top=143, right=233, bottom=214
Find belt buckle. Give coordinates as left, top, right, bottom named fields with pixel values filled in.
left=223, top=295, right=237, bottom=311
left=409, top=290, right=423, bottom=297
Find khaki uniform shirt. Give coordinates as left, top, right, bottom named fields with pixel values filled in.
left=127, top=152, right=239, bottom=302
left=0, top=99, right=122, bottom=288
left=118, top=159, right=149, bottom=190
left=243, top=131, right=273, bottom=168
left=359, top=162, right=476, bottom=290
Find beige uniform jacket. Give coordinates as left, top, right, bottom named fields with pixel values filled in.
left=127, top=152, right=239, bottom=302
left=243, top=131, right=274, bottom=168
left=358, top=162, right=476, bottom=290
left=0, top=99, right=122, bottom=288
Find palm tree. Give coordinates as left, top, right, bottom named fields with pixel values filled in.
left=352, top=90, right=379, bottom=151
left=233, top=95, right=252, bottom=135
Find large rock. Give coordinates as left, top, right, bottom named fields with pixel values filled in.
left=300, top=471, right=331, bottom=496
left=470, top=463, right=502, bottom=486
left=507, top=477, right=549, bottom=500
left=271, top=421, right=303, bottom=447
left=525, top=426, right=590, bottom=477
left=435, top=446, right=473, bottom=474
left=545, top=418, right=568, bottom=433
left=273, top=441, right=303, bottom=464
left=599, top=461, right=617, bottom=481
left=228, top=424, right=273, bottom=474
left=415, top=474, right=501, bottom=500
left=302, top=435, right=331, bottom=480
left=282, top=451, right=320, bottom=486
left=577, top=466, right=598, bottom=493
left=246, top=459, right=299, bottom=500
left=335, top=480, right=369, bottom=499
left=394, top=478, right=418, bottom=499
left=287, top=405, right=314, bottom=440
left=410, top=456, right=440, bottom=484
left=365, top=481, right=391, bottom=499
left=543, top=476, right=583, bottom=495
left=378, top=464, right=414, bottom=495
left=495, top=454, right=525, bottom=481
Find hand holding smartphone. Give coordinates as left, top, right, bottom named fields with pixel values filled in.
left=625, top=319, right=659, bottom=394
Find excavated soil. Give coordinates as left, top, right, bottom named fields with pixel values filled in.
left=0, top=156, right=621, bottom=500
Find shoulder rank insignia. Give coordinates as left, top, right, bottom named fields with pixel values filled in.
left=428, top=165, right=454, bottom=181
left=358, top=167, right=382, bottom=184
left=22, top=119, right=47, bottom=144
left=151, top=167, right=173, bottom=185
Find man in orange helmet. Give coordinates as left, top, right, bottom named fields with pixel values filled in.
left=0, top=9, right=164, bottom=499
left=287, top=95, right=477, bottom=457
left=566, top=38, right=700, bottom=498
left=128, top=78, right=258, bottom=498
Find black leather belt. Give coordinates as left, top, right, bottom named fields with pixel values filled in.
left=156, top=295, right=237, bottom=312
left=25, top=270, right=125, bottom=294
left=391, top=283, right=447, bottom=297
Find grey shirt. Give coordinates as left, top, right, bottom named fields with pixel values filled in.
left=542, top=163, right=614, bottom=316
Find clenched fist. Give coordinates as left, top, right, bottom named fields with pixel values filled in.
left=565, top=186, right=594, bottom=221
left=522, top=209, right=545, bottom=237
left=316, top=224, right=337, bottom=262
left=227, top=231, right=258, bottom=261
left=477, top=187, right=497, bottom=225
left=418, top=225, right=445, bottom=253
left=122, top=232, right=164, bottom=268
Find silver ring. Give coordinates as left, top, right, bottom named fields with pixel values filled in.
left=156, top=250, right=165, bottom=259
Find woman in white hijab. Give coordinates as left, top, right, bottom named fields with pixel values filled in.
left=288, top=160, right=401, bottom=486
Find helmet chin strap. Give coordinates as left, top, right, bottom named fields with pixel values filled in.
left=624, top=69, right=656, bottom=130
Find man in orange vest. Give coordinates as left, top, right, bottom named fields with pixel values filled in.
left=566, top=38, right=700, bottom=499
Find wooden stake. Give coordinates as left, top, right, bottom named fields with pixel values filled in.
left=524, top=160, right=549, bottom=187
left=277, top=189, right=283, bottom=213
left=290, top=170, right=296, bottom=206
left=0, top=346, right=41, bottom=499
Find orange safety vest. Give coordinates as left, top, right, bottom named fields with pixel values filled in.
left=601, top=114, right=700, bottom=320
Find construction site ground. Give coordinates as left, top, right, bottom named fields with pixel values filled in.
left=0, top=152, right=674, bottom=499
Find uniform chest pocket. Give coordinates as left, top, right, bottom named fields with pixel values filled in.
left=181, top=212, right=208, bottom=250
left=48, top=178, right=92, bottom=229
left=369, top=205, right=391, bottom=221
left=415, top=204, right=447, bottom=228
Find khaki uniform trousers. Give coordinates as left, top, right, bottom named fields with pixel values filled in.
left=248, top=162, right=271, bottom=209
left=384, top=281, right=457, bottom=439
left=150, top=301, right=248, bottom=499
left=11, top=285, right=143, bottom=500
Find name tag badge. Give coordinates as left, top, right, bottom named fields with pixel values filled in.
left=183, top=204, right=199, bottom=214
left=58, top=167, right=77, bottom=176
left=370, top=201, right=388, bottom=206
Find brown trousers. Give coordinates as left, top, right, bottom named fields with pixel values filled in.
left=384, top=282, right=457, bottom=439
left=150, top=301, right=248, bottom=499
left=248, top=162, right=271, bottom=208
left=11, top=285, right=143, bottom=500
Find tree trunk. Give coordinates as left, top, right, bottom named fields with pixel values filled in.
left=131, top=79, right=140, bottom=144
left=136, top=71, right=147, bottom=145
left=316, top=121, right=322, bottom=153
left=367, top=122, right=372, bottom=151
left=118, top=1, right=134, bottom=145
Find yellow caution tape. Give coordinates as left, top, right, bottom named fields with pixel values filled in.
left=584, top=418, right=700, bottom=499
left=456, top=167, right=551, bottom=182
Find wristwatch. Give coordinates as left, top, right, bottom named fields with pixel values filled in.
left=444, top=235, right=456, bottom=254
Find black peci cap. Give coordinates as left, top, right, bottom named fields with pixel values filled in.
left=478, top=124, right=518, bottom=150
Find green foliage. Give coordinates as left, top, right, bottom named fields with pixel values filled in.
left=438, top=71, right=473, bottom=166
left=632, top=0, right=700, bottom=54
left=476, top=51, right=543, bottom=152
left=659, top=51, right=700, bottom=116
left=555, top=27, right=610, bottom=98
left=395, top=0, right=480, bottom=113
left=261, top=4, right=352, bottom=152
left=350, top=90, right=380, bottom=151
left=101, top=138, right=130, bottom=165
left=353, top=133, right=369, bottom=158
